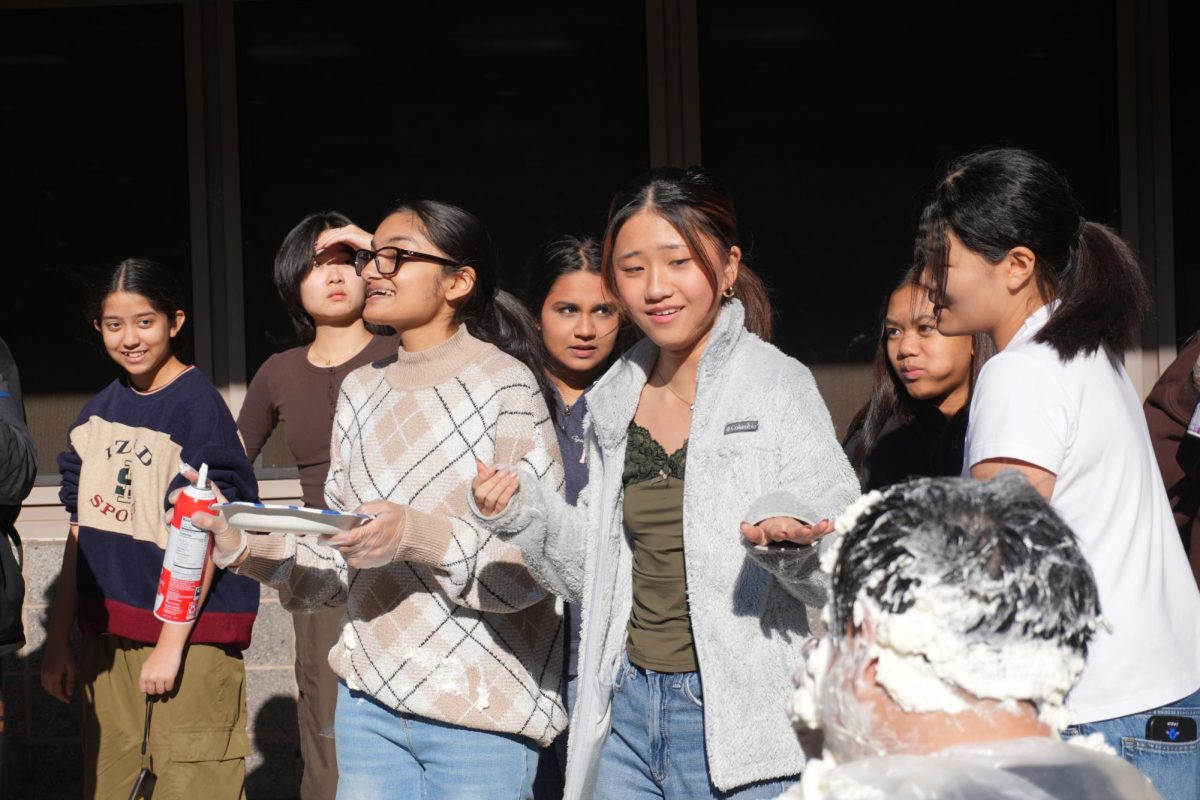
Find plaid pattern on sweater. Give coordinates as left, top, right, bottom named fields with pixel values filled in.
left=237, top=326, right=567, bottom=745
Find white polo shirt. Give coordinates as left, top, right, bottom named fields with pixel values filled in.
left=966, top=304, right=1200, bottom=724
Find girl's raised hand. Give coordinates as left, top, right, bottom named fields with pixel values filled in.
left=314, top=224, right=372, bottom=257
left=473, top=460, right=520, bottom=518
left=740, top=516, right=833, bottom=547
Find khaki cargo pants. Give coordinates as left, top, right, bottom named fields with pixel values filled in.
left=82, top=635, right=249, bottom=800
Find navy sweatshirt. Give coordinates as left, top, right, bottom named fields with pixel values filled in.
left=58, top=367, right=260, bottom=649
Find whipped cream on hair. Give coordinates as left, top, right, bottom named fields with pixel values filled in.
left=793, top=474, right=1103, bottom=759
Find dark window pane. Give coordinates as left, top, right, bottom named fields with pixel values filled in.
left=700, top=2, right=1119, bottom=368
left=0, top=5, right=190, bottom=477
left=236, top=2, right=650, bottom=442
left=1170, top=0, right=1197, bottom=340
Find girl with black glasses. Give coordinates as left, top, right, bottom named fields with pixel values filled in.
left=186, top=199, right=567, bottom=799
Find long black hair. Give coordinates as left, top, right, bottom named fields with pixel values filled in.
left=385, top=198, right=557, bottom=412
left=844, top=270, right=993, bottom=471
left=90, top=258, right=187, bottom=354
left=274, top=210, right=392, bottom=344
left=601, top=166, right=774, bottom=341
left=917, top=147, right=1149, bottom=360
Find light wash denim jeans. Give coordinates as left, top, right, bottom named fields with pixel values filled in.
left=594, top=653, right=797, bottom=799
left=335, top=682, right=538, bottom=800
left=1062, top=685, right=1200, bottom=799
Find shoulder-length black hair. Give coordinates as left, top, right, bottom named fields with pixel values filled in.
left=383, top=198, right=556, bottom=412
left=844, top=270, right=994, bottom=471
left=917, top=147, right=1149, bottom=360
left=600, top=166, right=774, bottom=341
left=90, top=258, right=188, bottom=353
left=274, top=210, right=392, bottom=344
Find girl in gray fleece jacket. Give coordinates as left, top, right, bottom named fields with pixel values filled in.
left=472, top=168, right=860, bottom=800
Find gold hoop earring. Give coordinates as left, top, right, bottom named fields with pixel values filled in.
left=722, top=286, right=735, bottom=299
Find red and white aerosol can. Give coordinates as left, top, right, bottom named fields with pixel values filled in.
left=154, top=463, right=216, bottom=624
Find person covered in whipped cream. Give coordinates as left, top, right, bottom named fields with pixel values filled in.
left=785, top=474, right=1162, bottom=800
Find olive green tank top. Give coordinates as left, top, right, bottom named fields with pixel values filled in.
left=622, top=421, right=697, bottom=673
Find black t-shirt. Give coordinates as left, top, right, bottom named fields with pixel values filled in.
left=845, top=406, right=968, bottom=491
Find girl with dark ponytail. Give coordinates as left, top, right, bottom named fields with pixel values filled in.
left=187, top=199, right=568, bottom=798
left=921, top=147, right=1150, bottom=358
left=373, top=198, right=559, bottom=409
left=918, top=147, right=1200, bottom=797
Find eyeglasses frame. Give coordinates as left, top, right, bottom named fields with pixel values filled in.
left=352, top=246, right=462, bottom=277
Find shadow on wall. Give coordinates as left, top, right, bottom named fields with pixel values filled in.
left=246, top=695, right=301, bottom=799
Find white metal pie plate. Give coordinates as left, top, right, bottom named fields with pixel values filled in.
left=214, top=502, right=373, bottom=536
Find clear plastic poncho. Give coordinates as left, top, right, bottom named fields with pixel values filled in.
left=784, top=737, right=1162, bottom=800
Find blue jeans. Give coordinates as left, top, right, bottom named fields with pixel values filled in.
left=335, top=682, right=538, bottom=800
left=595, top=653, right=796, bottom=799
left=1062, top=686, right=1200, bottom=799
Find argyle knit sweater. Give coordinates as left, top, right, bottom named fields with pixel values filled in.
left=236, top=326, right=567, bottom=745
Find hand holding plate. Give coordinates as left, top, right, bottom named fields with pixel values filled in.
left=320, top=500, right=406, bottom=569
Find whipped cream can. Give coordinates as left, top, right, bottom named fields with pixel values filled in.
left=154, top=464, right=215, bottom=624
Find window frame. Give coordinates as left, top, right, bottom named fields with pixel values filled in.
left=5, top=0, right=1176, bottom=487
